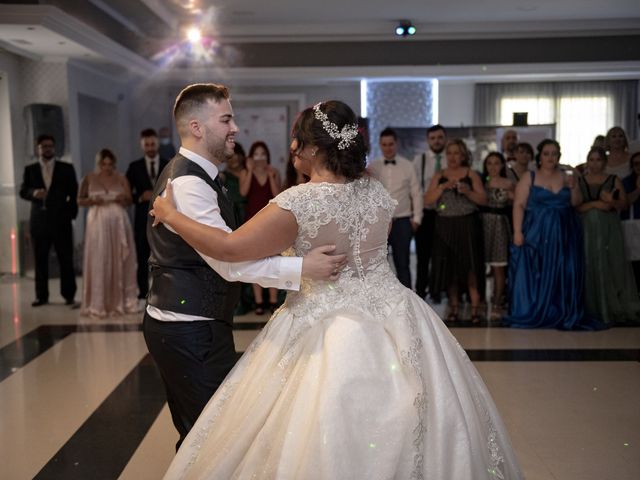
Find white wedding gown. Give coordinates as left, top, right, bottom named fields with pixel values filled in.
left=164, top=178, right=524, bottom=480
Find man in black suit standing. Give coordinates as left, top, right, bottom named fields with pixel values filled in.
left=126, top=128, right=168, bottom=300
left=19, top=134, right=78, bottom=307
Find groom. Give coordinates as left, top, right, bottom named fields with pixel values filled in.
left=143, top=83, right=345, bottom=449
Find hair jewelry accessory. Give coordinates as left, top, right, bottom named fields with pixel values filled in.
left=313, top=103, right=358, bottom=150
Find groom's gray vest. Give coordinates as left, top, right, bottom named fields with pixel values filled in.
left=146, top=154, right=241, bottom=324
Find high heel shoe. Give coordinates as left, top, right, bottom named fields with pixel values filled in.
left=470, top=305, right=482, bottom=324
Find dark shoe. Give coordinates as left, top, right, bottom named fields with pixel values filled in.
left=64, top=298, right=75, bottom=305
left=32, top=299, right=48, bottom=307
left=470, top=306, right=483, bottom=324
left=446, top=308, right=459, bottom=322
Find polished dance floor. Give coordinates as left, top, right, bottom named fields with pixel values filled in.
left=1, top=275, right=639, bottom=479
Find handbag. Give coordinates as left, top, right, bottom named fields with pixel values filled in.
left=622, top=203, right=640, bottom=261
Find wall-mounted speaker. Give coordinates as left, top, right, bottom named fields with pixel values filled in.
left=513, top=112, right=528, bottom=127
left=24, top=103, right=65, bottom=158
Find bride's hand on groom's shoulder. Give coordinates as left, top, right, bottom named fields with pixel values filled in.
left=150, top=179, right=176, bottom=227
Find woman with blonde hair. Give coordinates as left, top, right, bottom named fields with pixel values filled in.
left=78, top=148, right=138, bottom=317
left=424, top=138, right=487, bottom=323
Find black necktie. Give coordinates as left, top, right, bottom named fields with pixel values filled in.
left=384, top=159, right=396, bottom=165
left=150, top=161, right=156, bottom=180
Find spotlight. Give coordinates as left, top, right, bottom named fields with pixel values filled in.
left=186, top=27, right=201, bottom=43
left=395, top=21, right=416, bottom=37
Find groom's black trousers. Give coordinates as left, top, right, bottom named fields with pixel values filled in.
left=143, top=312, right=237, bottom=450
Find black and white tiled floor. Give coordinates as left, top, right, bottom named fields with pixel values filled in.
left=1, top=276, right=639, bottom=479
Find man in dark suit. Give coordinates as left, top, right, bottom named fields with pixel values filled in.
left=126, top=128, right=168, bottom=300
left=19, top=134, right=78, bottom=307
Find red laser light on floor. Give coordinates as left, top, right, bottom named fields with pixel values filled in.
left=10, top=227, right=17, bottom=275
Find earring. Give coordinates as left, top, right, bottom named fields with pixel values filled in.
left=311, top=149, right=317, bottom=157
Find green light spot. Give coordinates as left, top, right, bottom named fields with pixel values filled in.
left=369, top=443, right=376, bottom=449
left=180, top=299, right=186, bottom=305
left=624, top=443, right=630, bottom=447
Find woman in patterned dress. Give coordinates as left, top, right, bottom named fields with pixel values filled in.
left=481, top=152, right=515, bottom=318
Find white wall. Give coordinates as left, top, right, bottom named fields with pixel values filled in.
left=0, top=54, right=72, bottom=273
left=438, top=81, right=475, bottom=128
left=0, top=54, right=135, bottom=273
left=0, top=51, right=22, bottom=273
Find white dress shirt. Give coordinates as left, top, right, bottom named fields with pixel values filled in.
left=369, top=155, right=423, bottom=224
left=413, top=150, right=447, bottom=209
left=39, top=158, right=55, bottom=190
left=145, top=155, right=160, bottom=182
left=147, top=146, right=303, bottom=321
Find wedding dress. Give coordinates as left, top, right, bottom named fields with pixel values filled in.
left=163, top=177, right=523, bottom=479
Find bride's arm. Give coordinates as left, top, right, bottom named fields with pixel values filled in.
left=152, top=180, right=296, bottom=262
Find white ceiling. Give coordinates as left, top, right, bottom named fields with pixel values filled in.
left=0, top=0, right=638, bottom=83
left=178, top=0, right=640, bottom=40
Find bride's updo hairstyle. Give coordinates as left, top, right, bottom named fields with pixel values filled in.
left=292, top=100, right=367, bottom=181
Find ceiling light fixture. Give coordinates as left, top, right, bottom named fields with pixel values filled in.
left=186, top=26, right=201, bottom=43
left=395, top=21, right=416, bottom=37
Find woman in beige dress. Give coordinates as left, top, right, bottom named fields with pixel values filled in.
left=78, top=149, right=139, bottom=317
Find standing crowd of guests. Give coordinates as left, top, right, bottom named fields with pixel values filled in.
left=369, top=125, right=640, bottom=329
left=19, top=121, right=640, bottom=328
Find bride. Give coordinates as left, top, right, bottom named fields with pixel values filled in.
left=151, top=101, right=524, bottom=479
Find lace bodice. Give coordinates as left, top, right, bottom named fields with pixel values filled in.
left=269, top=176, right=401, bottom=360
left=271, top=177, right=396, bottom=279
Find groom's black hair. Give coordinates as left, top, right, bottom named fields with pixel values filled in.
left=173, top=83, right=229, bottom=121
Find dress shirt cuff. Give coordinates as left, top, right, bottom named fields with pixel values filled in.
left=276, top=256, right=302, bottom=291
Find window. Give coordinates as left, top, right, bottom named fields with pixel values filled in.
left=499, top=95, right=614, bottom=166
left=500, top=97, right=553, bottom=126
left=557, top=96, right=612, bottom=166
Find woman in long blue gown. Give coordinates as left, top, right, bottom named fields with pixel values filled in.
left=506, top=139, right=604, bottom=330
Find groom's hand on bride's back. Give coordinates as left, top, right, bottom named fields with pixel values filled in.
left=301, top=245, right=347, bottom=281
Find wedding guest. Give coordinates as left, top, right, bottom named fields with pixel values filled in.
left=219, top=143, right=251, bottom=315
left=592, top=134, right=606, bottom=149
left=19, top=134, right=78, bottom=307
left=620, top=152, right=640, bottom=295
left=158, top=126, right=177, bottom=160
left=413, top=124, right=447, bottom=300
left=501, top=129, right=519, bottom=163
left=78, top=149, right=138, bottom=317
left=369, top=128, right=423, bottom=289
left=605, top=126, right=631, bottom=178
left=282, top=151, right=309, bottom=190
left=239, top=141, right=282, bottom=313
left=507, top=139, right=602, bottom=330
left=577, top=147, right=640, bottom=325
left=425, top=139, right=487, bottom=323
left=219, top=142, right=248, bottom=224
left=481, top=152, right=515, bottom=318
left=126, top=128, right=169, bottom=300
left=506, top=142, right=534, bottom=182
